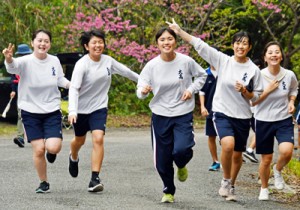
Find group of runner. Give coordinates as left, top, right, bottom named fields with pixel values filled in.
left=2, top=18, right=298, bottom=203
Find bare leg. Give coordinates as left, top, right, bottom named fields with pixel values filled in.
left=45, top=137, right=62, bottom=154
left=208, top=136, right=218, bottom=162
left=231, top=151, right=243, bottom=185
left=31, top=139, right=47, bottom=181
left=91, top=130, right=105, bottom=172
left=259, top=154, right=273, bottom=188
left=70, top=135, right=86, bottom=160
left=276, top=142, right=294, bottom=171
left=249, top=135, right=256, bottom=149
left=220, top=136, right=234, bottom=179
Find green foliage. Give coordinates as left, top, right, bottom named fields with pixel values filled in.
left=1, top=0, right=300, bottom=115
left=287, top=158, right=300, bottom=178
left=108, top=75, right=151, bottom=115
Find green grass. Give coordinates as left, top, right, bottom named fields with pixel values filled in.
left=0, top=122, right=15, bottom=136
left=287, top=158, right=300, bottom=178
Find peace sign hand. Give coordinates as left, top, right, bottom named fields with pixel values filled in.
left=166, top=18, right=181, bottom=34
left=2, top=43, right=15, bottom=63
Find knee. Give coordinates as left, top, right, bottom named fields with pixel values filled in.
left=220, top=138, right=234, bottom=153
left=93, top=136, right=104, bottom=147
left=221, top=144, right=234, bottom=154
left=74, top=137, right=85, bottom=146
left=261, top=159, right=272, bottom=167
left=35, top=147, right=46, bottom=158
left=280, top=150, right=293, bottom=159
left=279, top=143, right=293, bottom=159
left=232, top=152, right=242, bottom=163
left=260, top=155, right=272, bottom=167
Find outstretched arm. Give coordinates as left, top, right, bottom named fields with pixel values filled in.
left=166, top=18, right=193, bottom=43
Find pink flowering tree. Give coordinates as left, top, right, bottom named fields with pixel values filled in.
left=60, top=0, right=300, bottom=114
left=62, top=0, right=223, bottom=69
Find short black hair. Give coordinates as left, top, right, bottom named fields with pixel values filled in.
left=32, top=29, right=52, bottom=42
left=155, top=27, right=177, bottom=42
left=79, top=29, right=106, bottom=54
left=232, top=31, right=252, bottom=46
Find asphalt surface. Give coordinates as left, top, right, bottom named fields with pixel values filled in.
left=0, top=127, right=299, bottom=210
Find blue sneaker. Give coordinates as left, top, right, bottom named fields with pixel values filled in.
left=13, top=137, right=24, bottom=148
left=209, top=162, right=221, bottom=171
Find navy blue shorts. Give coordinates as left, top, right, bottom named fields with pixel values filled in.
left=213, top=112, right=250, bottom=152
left=72, top=108, right=108, bottom=137
left=21, top=110, right=62, bottom=142
left=205, top=117, right=217, bottom=137
left=297, top=117, right=300, bottom=125
left=256, top=117, right=294, bottom=154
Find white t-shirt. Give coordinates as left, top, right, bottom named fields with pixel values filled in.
left=137, top=52, right=207, bottom=117
left=254, top=67, right=298, bottom=121
left=68, top=54, right=139, bottom=116
left=190, top=37, right=263, bottom=119
left=5, top=54, right=69, bottom=113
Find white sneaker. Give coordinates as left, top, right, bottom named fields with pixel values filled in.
left=226, top=186, right=237, bottom=201
left=219, top=179, right=231, bottom=197
left=258, top=188, right=269, bottom=200
left=273, top=165, right=285, bottom=190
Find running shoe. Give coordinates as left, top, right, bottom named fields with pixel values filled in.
left=243, top=151, right=259, bottom=163
left=46, top=152, right=56, bottom=163
left=13, top=137, right=24, bottom=148
left=273, top=164, right=285, bottom=190
left=209, top=162, right=221, bottom=171
left=88, top=177, right=104, bottom=192
left=226, top=186, right=236, bottom=201
left=161, top=193, right=174, bottom=203
left=177, top=166, right=188, bottom=182
left=69, top=154, right=79, bottom=178
left=219, top=179, right=231, bottom=197
left=258, top=188, right=269, bottom=201
left=35, top=181, right=50, bottom=193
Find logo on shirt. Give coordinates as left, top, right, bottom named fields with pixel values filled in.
left=52, top=67, right=56, bottom=76
left=242, top=73, right=248, bottom=82
left=282, top=81, right=286, bottom=90
left=107, top=67, right=111, bottom=76
left=178, top=70, right=183, bottom=80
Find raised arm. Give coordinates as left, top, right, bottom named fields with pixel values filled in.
left=166, top=18, right=193, bottom=43
left=2, top=43, right=14, bottom=64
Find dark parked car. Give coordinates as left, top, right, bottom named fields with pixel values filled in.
left=0, top=52, right=83, bottom=122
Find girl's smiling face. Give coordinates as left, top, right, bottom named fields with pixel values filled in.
left=264, top=44, right=283, bottom=67
left=85, top=36, right=105, bottom=61
left=232, top=37, right=251, bottom=62
left=31, top=32, right=51, bottom=55
left=157, top=31, right=177, bottom=55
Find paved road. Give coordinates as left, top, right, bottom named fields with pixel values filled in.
left=0, top=127, right=299, bottom=210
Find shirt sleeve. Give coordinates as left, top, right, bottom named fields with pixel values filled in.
left=136, top=64, right=151, bottom=99
left=189, top=37, right=226, bottom=73
left=111, top=58, right=139, bottom=82
left=5, top=58, right=21, bottom=75
left=68, top=62, right=85, bottom=116
left=56, top=58, right=70, bottom=88
left=186, top=59, right=207, bottom=94
left=289, top=71, right=298, bottom=97
left=250, top=68, right=264, bottom=103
